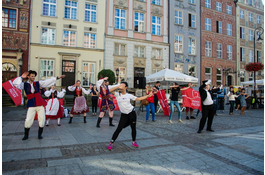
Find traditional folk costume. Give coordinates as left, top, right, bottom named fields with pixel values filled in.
left=45, top=89, right=66, bottom=126
left=68, top=85, right=91, bottom=123
left=96, top=79, right=119, bottom=127
left=13, top=76, right=57, bottom=140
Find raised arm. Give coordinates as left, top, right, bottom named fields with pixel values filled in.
left=57, top=89, right=66, bottom=98
left=135, top=92, right=153, bottom=101
left=96, top=78, right=106, bottom=92
left=82, top=88, right=92, bottom=95
left=68, top=85, right=76, bottom=92
left=39, top=75, right=65, bottom=88
left=13, top=76, right=24, bottom=90
left=109, top=84, right=121, bottom=92
left=44, top=90, right=52, bottom=97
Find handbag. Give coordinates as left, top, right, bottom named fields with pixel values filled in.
left=141, top=99, right=149, bottom=106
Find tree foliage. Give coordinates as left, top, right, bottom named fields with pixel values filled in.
left=97, top=69, right=116, bottom=85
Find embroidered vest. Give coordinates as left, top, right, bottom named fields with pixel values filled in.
left=24, top=81, right=47, bottom=108
left=49, top=90, right=57, bottom=99
left=75, top=87, right=82, bottom=97
left=100, top=85, right=110, bottom=96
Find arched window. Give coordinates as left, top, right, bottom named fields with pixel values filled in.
left=2, top=63, right=17, bottom=71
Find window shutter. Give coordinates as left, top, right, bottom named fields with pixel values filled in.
left=216, top=21, right=219, bottom=33
left=240, top=48, right=242, bottom=61
left=240, top=27, right=242, bottom=38
left=189, top=14, right=191, bottom=27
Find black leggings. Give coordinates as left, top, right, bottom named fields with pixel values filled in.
left=112, top=110, right=137, bottom=142
left=92, top=99, right=98, bottom=113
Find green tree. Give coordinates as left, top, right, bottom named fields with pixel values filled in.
left=97, top=69, right=116, bottom=85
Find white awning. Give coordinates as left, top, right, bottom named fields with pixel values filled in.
left=240, top=79, right=264, bottom=86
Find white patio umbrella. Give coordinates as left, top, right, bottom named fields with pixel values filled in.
left=146, top=68, right=198, bottom=83
left=240, top=79, right=264, bottom=86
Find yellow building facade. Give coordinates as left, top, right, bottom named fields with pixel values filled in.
left=30, top=0, right=105, bottom=91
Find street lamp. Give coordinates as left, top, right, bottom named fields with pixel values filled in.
left=253, top=27, right=264, bottom=109
left=115, top=68, right=119, bottom=83
left=234, top=0, right=238, bottom=7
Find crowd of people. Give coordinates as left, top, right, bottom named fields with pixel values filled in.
left=12, top=70, right=253, bottom=150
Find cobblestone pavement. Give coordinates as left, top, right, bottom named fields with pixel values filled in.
left=2, top=105, right=264, bottom=175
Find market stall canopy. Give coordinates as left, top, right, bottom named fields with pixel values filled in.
left=146, top=68, right=198, bottom=83
left=240, top=79, right=264, bottom=86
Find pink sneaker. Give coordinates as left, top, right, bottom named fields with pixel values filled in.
left=108, top=143, right=113, bottom=150
left=132, top=141, right=139, bottom=148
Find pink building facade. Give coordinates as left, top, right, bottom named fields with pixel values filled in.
left=105, top=0, right=169, bottom=88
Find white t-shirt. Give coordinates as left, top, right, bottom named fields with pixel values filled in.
left=114, top=92, right=137, bottom=114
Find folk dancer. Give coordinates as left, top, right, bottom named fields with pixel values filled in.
left=13, top=70, right=65, bottom=140
left=96, top=77, right=120, bottom=128
left=44, top=84, right=66, bottom=126
left=68, top=80, right=92, bottom=123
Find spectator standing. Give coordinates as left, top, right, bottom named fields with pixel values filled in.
left=227, top=87, right=237, bottom=115
left=217, top=85, right=226, bottom=112
left=237, top=88, right=249, bottom=115
left=91, top=84, right=99, bottom=116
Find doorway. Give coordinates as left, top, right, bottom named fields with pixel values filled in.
left=228, top=75, right=232, bottom=86
left=2, top=63, right=17, bottom=94
left=134, top=67, right=145, bottom=88
left=62, top=60, right=76, bottom=95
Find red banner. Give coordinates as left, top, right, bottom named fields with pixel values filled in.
left=156, top=90, right=171, bottom=116
left=2, top=78, right=23, bottom=106
left=98, top=94, right=120, bottom=111
left=35, top=99, right=64, bottom=120
left=182, top=88, right=202, bottom=111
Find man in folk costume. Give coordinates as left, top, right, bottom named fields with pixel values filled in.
left=44, top=84, right=66, bottom=126
left=68, top=80, right=92, bottom=123
left=13, top=71, right=65, bottom=140
left=96, top=77, right=120, bottom=128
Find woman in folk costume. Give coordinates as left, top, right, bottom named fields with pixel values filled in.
left=96, top=77, right=120, bottom=128
left=44, top=84, right=66, bottom=126
left=13, top=70, right=65, bottom=140
left=68, top=80, right=92, bottom=124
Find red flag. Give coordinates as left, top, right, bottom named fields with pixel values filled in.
left=98, top=94, right=120, bottom=111
left=182, top=88, right=202, bottom=111
left=2, top=78, right=23, bottom=106
left=156, top=90, right=171, bottom=116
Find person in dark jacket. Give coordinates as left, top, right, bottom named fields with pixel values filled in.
left=198, top=80, right=222, bottom=133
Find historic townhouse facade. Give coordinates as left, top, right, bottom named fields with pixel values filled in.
left=201, top=0, right=237, bottom=86
left=236, top=0, right=264, bottom=84
left=105, top=0, right=169, bottom=88
left=2, top=0, right=31, bottom=92
left=30, top=0, right=105, bottom=93
left=169, top=0, right=201, bottom=84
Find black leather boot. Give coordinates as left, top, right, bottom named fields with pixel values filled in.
left=22, top=128, right=30, bottom=140
left=38, top=127, right=44, bottom=139
left=96, top=117, right=102, bottom=128
left=109, top=118, right=115, bottom=127
left=84, top=117, right=87, bottom=123
left=68, top=117, right=73, bottom=124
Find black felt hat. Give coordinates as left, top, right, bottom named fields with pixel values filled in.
left=28, top=70, right=37, bottom=76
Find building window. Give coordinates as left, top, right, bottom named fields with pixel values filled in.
left=40, top=59, right=54, bottom=80
left=134, top=12, right=144, bottom=32
left=64, top=0, right=77, bottom=20
left=216, top=2, right=222, bottom=11
left=257, top=15, right=261, bottom=24
left=188, top=38, right=196, bottom=55
left=41, top=28, right=55, bottom=45
left=82, top=62, right=95, bottom=86
left=249, top=12, right=253, bottom=22
left=189, top=0, right=195, bottom=4
left=240, top=10, right=244, bottom=19
left=63, top=30, right=76, bottom=46
left=152, top=16, right=161, bottom=35
left=205, top=67, right=212, bottom=81
left=240, top=27, right=245, bottom=39
left=216, top=68, right=222, bottom=85
left=249, top=30, right=253, bottom=41
left=227, top=24, right=232, bottom=36
left=174, top=35, right=183, bottom=53
left=175, top=10, right=183, bottom=25
left=226, top=5, right=232, bottom=15
left=240, top=47, right=245, bottom=62
left=227, top=45, right=232, bottom=60
left=249, top=50, right=253, bottom=63
left=85, top=4, right=96, bottom=22
left=205, top=41, right=212, bottom=57
left=205, top=0, right=211, bottom=8
left=151, top=48, right=162, bottom=59
left=257, top=51, right=261, bottom=63
left=2, top=8, right=16, bottom=28
left=249, top=72, right=253, bottom=81
left=205, top=18, right=211, bottom=31
left=114, top=67, right=126, bottom=84
left=174, top=64, right=183, bottom=73
left=216, top=21, right=222, bottom=33
left=84, top=33, right=96, bottom=48
left=248, top=0, right=253, bottom=6
left=217, top=43, right=222, bottom=58
left=114, top=43, right=126, bottom=56
left=152, top=0, right=161, bottom=5
left=134, top=46, right=145, bottom=58
left=188, top=65, right=196, bottom=77
left=188, top=13, right=196, bottom=28
left=115, top=9, right=126, bottom=30
left=43, top=0, right=56, bottom=17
